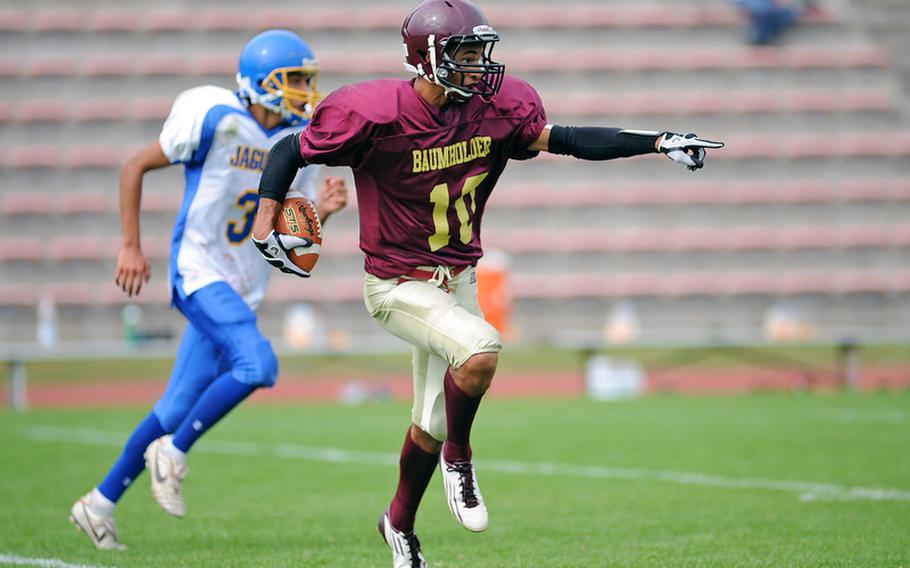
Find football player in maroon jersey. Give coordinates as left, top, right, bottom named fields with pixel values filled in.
left=252, top=1, right=723, bottom=565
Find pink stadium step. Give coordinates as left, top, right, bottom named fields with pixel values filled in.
left=2, top=224, right=906, bottom=263
left=0, top=191, right=176, bottom=215
left=268, top=277, right=365, bottom=303
left=4, top=180, right=910, bottom=215
left=17, top=101, right=68, bottom=123
left=9, top=145, right=58, bottom=169
left=0, top=58, right=16, bottom=77
left=0, top=237, right=167, bottom=262
left=3, top=98, right=171, bottom=124
left=80, top=55, right=133, bottom=77
left=73, top=100, right=126, bottom=122
left=143, top=10, right=194, bottom=32
left=59, top=192, right=112, bottom=214
left=0, top=10, right=27, bottom=31
left=83, top=11, right=138, bottom=33
left=513, top=269, right=910, bottom=299
left=1, top=89, right=891, bottom=125
left=64, top=147, right=122, bottom=169
left=0, top=239, right=42, bottom=262
left=549, top=90, right=891, bottom=116
left=1, top=267, right=907, bottom=307
left=47, top=237, right=106, bottom=262
left=1, top=45, right=886, bottom=79
left=31, top=11, right=82, bottom=33
left=484, top=225, right=910, bottom=254
left=131, top=99, right=173, bottom=121
left=0, top=192, right=54, bottom=215
left=0, top=5, right=835, bottom=33
left=141, top=193, right=182, bottom=213
left=18, top=57, right=75, bottom=77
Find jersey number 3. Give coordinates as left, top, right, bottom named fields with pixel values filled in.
left=226, top=190, right=259, bottom=244
left=428, top=172, right=488, bottom=252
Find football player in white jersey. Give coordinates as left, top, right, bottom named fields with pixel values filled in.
left=69, top=29, right=347, bottom=551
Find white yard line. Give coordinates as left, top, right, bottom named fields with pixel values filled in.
left=0, top=553, right=114, bottom=568
left=19, top=425, right=910, bottom=503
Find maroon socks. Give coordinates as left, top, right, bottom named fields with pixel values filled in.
left=389, top=428, right=439, bottom=533
left=443, top=369, right=483, bottom=463
left=388, top=370, right=486, bottom=532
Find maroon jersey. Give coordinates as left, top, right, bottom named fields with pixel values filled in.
left=299, top=75, right=547, bottom=278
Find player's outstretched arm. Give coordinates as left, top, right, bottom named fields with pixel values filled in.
left=116, top=141, right=171, bottom=297
left=529, top=125, right=724, bottom=171
left=252, top=133, right=314, bottom=278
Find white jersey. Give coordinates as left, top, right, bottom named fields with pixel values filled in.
left=160, top=86, right=320, bottom=310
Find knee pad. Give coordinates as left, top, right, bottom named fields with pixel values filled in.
left=414, top=419, right=446, bottom=444
left=413, top=390, right=447, bottom=442
left=425, top=414, right=447, bottom=442
left=257, top=340, right=279, bottom=387
left=451, top=323, right=502, bottom=369
left=232, top=339, right=278, bottom=388
left=153, top=395, right=194, bottom=432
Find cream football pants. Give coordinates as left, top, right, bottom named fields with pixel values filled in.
left=363, top=266, right=502, bottom=441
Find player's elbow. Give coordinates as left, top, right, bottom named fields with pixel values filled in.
left=121, top=141, right=172, bottom=177
left=119, top=151, right=144, bottom=178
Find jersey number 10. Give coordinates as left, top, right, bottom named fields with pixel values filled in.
left=428, top=172, right=489, bottom=252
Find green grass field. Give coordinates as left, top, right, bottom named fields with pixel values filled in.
left=1, top=392, right=908, bottom=567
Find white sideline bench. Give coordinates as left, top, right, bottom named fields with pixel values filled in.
left=547, top=330, right=878, bottom=393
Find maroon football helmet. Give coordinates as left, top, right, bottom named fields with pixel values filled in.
left=401, top=0, right=505, bottom=101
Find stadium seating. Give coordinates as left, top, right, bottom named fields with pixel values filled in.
left=0, top=5, right=835, bottom=33
left=0, top=45, right=889, bottom=79
left=1, top=0, right=908, bottom=343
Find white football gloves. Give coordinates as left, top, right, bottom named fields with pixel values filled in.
left=252, top=230, right=313, bottom=278
left=658, top=132, right=725, bottom=171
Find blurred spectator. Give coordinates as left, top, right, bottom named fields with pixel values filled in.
left=734, top=0, right=817, bottom=45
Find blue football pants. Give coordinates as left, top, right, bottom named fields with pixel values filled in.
left=153, top=281, right=278, bottom=430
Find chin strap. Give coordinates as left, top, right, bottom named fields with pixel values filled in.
left=403, top=36, right=475, bottom=102
left=236, top=73, right=306, bottom=125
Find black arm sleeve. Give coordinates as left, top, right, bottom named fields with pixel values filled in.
left=259, top=133, right=308, bottom=202
left=547, top=126, right=659, bottom=160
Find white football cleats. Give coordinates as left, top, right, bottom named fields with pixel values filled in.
left=378, top=509, right=428, bottom=568
left=145, top=435, right=189, bottom=518
left=252, top=230, right=314, bottom=278
left=69, top=494, right=126, bottom=551
left=440, top=444, right=488, bottom=532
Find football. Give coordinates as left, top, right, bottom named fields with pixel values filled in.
left=275, top=196, right=322, bottom=273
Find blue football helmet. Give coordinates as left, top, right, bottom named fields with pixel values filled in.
left=236, top=29, right=321, bottom=125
